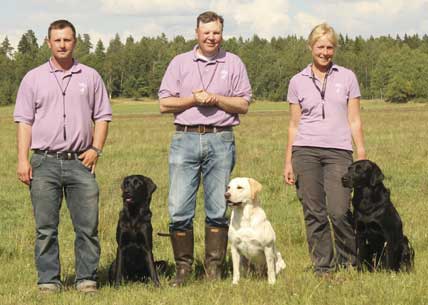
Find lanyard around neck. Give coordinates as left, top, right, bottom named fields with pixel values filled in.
left=311, top=66, right=331, bottom=119
left=196, top=59, right=219, bottom=91
left=50, top=62, right=73, bottom=140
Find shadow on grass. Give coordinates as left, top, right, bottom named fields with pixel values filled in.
left=62, top=259, right=177, bottom=289
left=62, top=255, right=269, bottom=288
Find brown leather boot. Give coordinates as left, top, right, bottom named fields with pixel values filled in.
left=170, top=229, right=194, bottom=287
left=205, top=225, right=228, bottom=280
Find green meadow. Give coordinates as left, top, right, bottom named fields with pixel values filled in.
left=0, top=100, right=427, bottom=305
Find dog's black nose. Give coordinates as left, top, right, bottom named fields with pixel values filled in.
left=224, top=192, right=231, bottom=199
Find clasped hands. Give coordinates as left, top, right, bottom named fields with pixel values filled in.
left=192, top=89, right=219, bottom=106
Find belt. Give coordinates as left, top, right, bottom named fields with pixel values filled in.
left=33, top=149, right=82, bottom=160
left=175, top=124, right=232, bottom=134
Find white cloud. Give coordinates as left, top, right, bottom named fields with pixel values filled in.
left=2, top=0, right=428, bottom=50
left=291, top=12, right=324, bottom=38
left=226, top=0, right=290, bottom=38
left=201, top=0, right=290, bottom=38
left=98, top=0, right=291, bottom=38
left=100, top=0, right=202, bottom=15
left=300, top=0, right=428, bottom=37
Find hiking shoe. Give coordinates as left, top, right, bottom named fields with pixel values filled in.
left=38, top=283, right=61, bottom=294
left=76, top=280, right=97, bottom=293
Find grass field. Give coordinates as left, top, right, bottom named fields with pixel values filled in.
left=1, top=99, right=428, bottom=305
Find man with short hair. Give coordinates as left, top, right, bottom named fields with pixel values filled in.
left=159, top=11, right=252, bottom=286
left=14, top=19, right=111, bottom=293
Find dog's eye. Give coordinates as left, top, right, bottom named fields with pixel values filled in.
left=237, top=186, right=243, bottom=190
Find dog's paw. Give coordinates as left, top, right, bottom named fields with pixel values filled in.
left=268, top=278, right=276, bottom=285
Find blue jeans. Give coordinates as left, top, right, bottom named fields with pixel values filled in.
left=168, top=131, right=235, bottom=231
left=29, top=153, right=100, bottom=285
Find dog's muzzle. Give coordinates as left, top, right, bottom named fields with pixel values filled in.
left=122, top=192, right=135, bottom=205
left=227, top=201, right=242, bottom=207
left=225, top=193, right=242, bottom=207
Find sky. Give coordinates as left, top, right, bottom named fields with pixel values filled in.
left=1, top=0, right=428, bottom=49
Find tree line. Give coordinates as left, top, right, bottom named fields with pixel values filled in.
left=1, top=30, right=428, bottom=105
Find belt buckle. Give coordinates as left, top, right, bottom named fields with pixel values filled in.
left=198, top=125, right=206, bottom=134
left=67, top=152, right=72, bottom=160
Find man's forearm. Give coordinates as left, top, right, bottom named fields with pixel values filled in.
left=215, top=95, right=249, bottom=114
left=92, top=121, right=109, bottom=150
left=17, top=123, right=32, bottom=161
left=159, top=96, right=196, bottom=113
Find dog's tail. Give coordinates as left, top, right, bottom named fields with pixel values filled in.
left=157, top=232, right=171, bottom=237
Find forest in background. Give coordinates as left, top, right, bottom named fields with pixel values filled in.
left=1, top=30, right=428, bottom=105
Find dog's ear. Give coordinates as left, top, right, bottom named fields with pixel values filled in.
left=146, top=177, right=157, bottom=196
left=248, top=178, right=262, bottom=200
left=370, top=162, right=384, bottom=186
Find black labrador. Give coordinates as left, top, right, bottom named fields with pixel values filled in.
left=109, top=175, right=165, bottom=287
left=342, top=160, right=414, bottom=272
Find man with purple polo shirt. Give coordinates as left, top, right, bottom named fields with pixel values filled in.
left=159, top=11, right=251, bottom=286
left=14, top=20, right=111, bottom=293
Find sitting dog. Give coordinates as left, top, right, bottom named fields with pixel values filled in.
left=342, top=160, right=414, bottom=272
left=225, top=177, right=286, bottom=284
left=109, top=175, right=165, bottom=287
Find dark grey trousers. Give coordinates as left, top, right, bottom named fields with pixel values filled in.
left=292, top=146, right=356, bottom=272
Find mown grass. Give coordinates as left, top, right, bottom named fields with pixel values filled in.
left=1, top=99, right=428, bottom=305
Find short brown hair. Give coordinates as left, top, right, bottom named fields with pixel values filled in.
left=197, top=11, right=224, bottom=30
left=48, top=19, right=76, bottom=39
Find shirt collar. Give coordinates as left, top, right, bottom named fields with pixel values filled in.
left=301, top=63, right=339, bottom=78
left=48, top=58, right=82, bottom=75
left=192, top=45, right=226, bottom=63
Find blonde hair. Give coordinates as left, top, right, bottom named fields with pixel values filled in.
left=308, top=23, right=338, bottom=48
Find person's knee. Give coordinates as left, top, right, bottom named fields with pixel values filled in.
left=328, top=208, right=353, bottom=226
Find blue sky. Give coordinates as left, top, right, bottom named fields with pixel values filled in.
left=1, top=0, right=428, bottom=49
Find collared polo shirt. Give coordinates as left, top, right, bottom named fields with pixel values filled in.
left=14, top=59, right=112, bottom=152
left=287, top=64, right=361, bottom=151
left=158, top=46, right=252, bottom=126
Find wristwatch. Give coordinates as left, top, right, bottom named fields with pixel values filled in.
left=89, top=146, right=103, bottom=157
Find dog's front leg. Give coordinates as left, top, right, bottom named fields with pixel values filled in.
left=231, top=246, right=241, bottom=285
left=356, top=235, right=369, bottom=271
left=385, top=239, right=401, bottom=271
left=144, top=250, right=161, bottom=287
left=264, top=246, right=276, bottom=284
left=114, top=246, right=124, bottom=288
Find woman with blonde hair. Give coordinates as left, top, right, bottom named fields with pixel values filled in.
left=283, top=23, right=366, bottom=276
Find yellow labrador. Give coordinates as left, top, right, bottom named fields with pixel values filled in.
left=225, top=177, right=285, bottom=284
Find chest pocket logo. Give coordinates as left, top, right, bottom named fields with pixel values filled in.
left=220, top=70, right=228, bottom=80
left=335, top=83, right=343, bottom=94
left=79, top=82, right=87, bottom=94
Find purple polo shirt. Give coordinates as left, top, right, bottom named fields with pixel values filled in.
left=287, top=64, right=361, bottom=151
left=158, top=46, right=252, bottom=126
left=14, top=59, right=112, bottom=152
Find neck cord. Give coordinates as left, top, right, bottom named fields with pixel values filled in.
left=50, top=62, right=73, bottom=140
left=196, top=58, right=219, bottom=91
left=311, top=64, right=331, bottom=119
